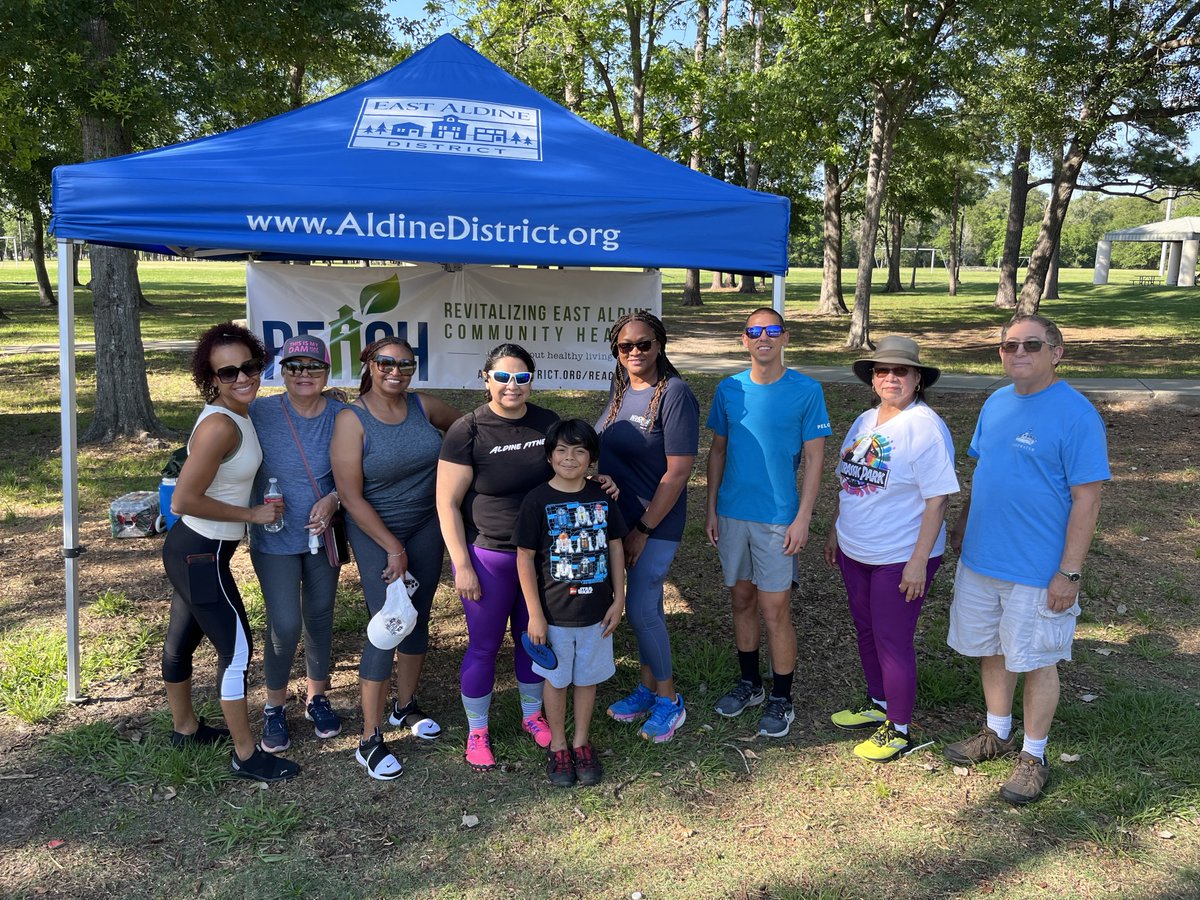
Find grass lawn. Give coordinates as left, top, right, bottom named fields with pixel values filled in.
left=0, top=259, right=1197, bottom=898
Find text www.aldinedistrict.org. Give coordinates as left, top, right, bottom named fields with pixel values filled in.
left=245, top=212, right=622, bottom=252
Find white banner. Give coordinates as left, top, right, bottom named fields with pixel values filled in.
left=246, top=262, right=661, bottom=390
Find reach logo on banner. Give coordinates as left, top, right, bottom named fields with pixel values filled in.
left=246, top=263, right=662, bottom=391
left=350, top=97, right=543, bottom=161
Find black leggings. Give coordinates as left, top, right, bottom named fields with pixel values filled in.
left=161, top=521, right=253, bottom=701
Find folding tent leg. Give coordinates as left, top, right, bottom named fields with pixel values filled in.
left=772, top=274, right=786, bottom=317
left=58, top=240, right=83, bottom=703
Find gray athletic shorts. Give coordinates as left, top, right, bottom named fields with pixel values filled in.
left=533, top=621, right=616, bottom=689
left=717, top=515, right=794, bottom=592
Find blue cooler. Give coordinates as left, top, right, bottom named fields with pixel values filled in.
left=159, top=478, right=179, bottom=532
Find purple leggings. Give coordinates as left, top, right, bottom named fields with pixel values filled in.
left=836, top=550, right=942, bottom=726
left=459, top=545, right=539, bottom=698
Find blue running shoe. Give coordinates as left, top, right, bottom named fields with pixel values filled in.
left=639, top=693, right=686, bottom=743
left=305, top=694, right=342, bottom=739
left=261, top=704, right=291, bottom=754
left=607, top=684, right=656, bottom=723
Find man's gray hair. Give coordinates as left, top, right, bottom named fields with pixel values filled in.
left=1002, top=314, right=1063, bottom=347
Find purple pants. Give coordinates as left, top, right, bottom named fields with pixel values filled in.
left=836, top=550, right=942, bottom=727
left=458, top=545, right=540, bottom=698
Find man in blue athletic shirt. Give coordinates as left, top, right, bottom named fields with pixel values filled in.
left=945, top=314, right=1109, bottom=804
left=706, top=307, right=830, bottom=738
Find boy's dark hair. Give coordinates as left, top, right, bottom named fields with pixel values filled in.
left=544, top=418, right=599, bottom=465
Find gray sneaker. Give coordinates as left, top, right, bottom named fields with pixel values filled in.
left=757, top=696, right=795, bottom=738
left=714, top=679, right=766, bottom=717
left=999, top=751, right=1049, bottom=804
left=943, top=726, right=1018, bottom=766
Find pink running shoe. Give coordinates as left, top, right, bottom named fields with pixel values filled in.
left=464, top=726, right=497, bottom=771
left=522, top=712, right=552, bottom=748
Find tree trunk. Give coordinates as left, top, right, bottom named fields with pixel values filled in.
left=737, top=5, right=764, bottom=295
left=1017, top=138, right=1087, bottom=316
left=1042, top=244, right=1060, bottom=299
left=817, top=164, right=848, bottom=315
left=994, top=137, right=1030, bottom=309
left=79, top=15, right=169, bottom=443
left=847, top=91, right=897, bottom=350
left=680, top=0, right=708, bottom=309
left=883, top=205, right=904, bottom=292
left=710, top=270, right=725, bottom=289
left=31, top=203, right=55, bottom=307
left=947, top=173, right=961, bottom=296
left=682, top=268, right=703, bottom=306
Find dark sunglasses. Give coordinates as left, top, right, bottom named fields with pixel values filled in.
left=281, top=360, right=329, bottom=376
left=999, top=338, right=1053, bottom=354
left=214, top=359, right=265, bottom=383
left=745, top=324, right=784, bottom=339
left=872, top=365, right=912, bottom=378
left=488, top=369, right=533, bottom=385
left=373, top=356, right=417, bottom=374
left=616, top=339, right=655, bottom=355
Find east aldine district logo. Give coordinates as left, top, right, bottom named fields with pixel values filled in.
left=350, top=97, right=543, bottom=162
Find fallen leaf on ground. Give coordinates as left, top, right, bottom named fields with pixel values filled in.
left=953, top=766, right=970, bottom=777
left=1093, top=648, right=1113, bottom=656
left=742, top=749, right=760, bottom=760
left=1157, top=830, right=1175, bottom=840
left=461, top=814, right=479, bottom=828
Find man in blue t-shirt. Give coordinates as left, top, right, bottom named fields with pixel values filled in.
left=706, top=307, right=831, bottom=738
left=945, top=314, right=1109, bottom=805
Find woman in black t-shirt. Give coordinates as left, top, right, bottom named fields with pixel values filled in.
left=436, top=343, right=559, bottom=771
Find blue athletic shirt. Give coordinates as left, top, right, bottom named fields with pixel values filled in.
left=707, top=369, right=832, bottom=525
left=596, top=376, right=699, bottom=543
left=961, top=381, right=1110, bottom=588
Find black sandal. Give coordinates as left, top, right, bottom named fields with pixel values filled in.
left=388, top=697, right=441, bottom=739
left=171, top=717, right=232, bottom=748
left=356, top=728, right=403, bottom=780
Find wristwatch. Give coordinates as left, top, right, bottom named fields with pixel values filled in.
left=1057, top=569, right=1082, bottom=583
left=635, top=520, right=655, bottom=536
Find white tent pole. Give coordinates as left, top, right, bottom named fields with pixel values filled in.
left=772, top=273, right=786, bottom=316
left=57, top=240, right=83, bottom=703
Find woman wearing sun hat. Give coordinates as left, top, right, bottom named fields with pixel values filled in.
left=823, top=335, right=959, bottom=762
left=247, top=335, right=346, bottom=755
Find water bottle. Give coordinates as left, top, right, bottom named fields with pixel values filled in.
left=263, top=478, right=285, bottom=533
left=308, top=530, right=320, bottom=554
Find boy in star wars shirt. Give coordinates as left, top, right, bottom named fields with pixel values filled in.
left=515, top=419, right=628, bottom=787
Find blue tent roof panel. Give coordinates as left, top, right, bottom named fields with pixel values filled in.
left=51, top=35, right=790, bottom=273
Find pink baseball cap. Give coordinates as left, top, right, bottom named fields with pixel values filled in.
left=278, top=335, right=330, bottom=364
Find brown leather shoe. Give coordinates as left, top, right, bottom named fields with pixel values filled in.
left=999, top=751, right=1050, bottom=804
left=943, top=726, right=1019, bottom=765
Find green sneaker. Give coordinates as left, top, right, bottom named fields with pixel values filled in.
left=830, top=702, right=887, bottom=731
left=853, top=721, right=913, bottom=763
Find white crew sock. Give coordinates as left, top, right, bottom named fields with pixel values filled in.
left=986, top=712, right=1012, bottom=741
left=1022, top=734, right=1048, bottom=763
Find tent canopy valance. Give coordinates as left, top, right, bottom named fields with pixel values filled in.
left=1103, top=216, right=1200, bottom=243
left=50, top=34, right=790, bottom=274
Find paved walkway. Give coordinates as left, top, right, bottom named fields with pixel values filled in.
left=669, top=352, right=1200, bottom=407
left=7, top=340, right=1198, bottom=406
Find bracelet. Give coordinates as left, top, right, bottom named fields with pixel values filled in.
left=387, top=550, right=405, bottom=558
left=329, top=490, right=340, bottom=507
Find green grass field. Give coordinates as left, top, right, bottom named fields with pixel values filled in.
left=0, top=259, right=1197, bottom=898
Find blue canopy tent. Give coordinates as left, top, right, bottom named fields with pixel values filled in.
left=49, top=34, right=791, bottom=699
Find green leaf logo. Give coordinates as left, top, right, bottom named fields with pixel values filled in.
left=359, top=275, right=400, bottom=315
